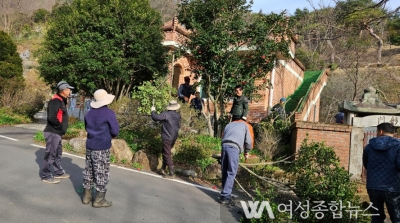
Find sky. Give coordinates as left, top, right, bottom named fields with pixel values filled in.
left=251, top=0, right=400, bottom=15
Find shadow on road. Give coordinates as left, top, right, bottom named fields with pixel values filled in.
left=34, top=148, right=84, bottom=200
left=177, top=176, right=244, bottom=223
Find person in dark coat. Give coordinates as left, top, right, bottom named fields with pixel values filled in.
left=363, top=122, right=400, bottom=223
left=272, top=97, right=287, bottom=115
left=228, top=85, right=249, bottom=121
left=41, top=81, right=74, bottom=184
left=82, top=89, right=120, bottom=208
left=335, top=112, right=344, bottom=124
left=190, top=91, right=203, bottom=115
left=178, top=76, right=194, bottom=103
left=151, top=100, right=181, bottom=178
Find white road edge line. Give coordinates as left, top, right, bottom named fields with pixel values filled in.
left=0, top=135, right=19, bottom=141
left=30, top=144, right=225, bottom=195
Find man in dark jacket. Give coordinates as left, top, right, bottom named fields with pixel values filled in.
left=272, top=97, right=287, bottom=115
left=41, top=81, right=74, bottom=184
left=363, top=122, right=400, bottom=223
left=190, top=91, right=203, bottom=116
left=82, top=89, right=119, bottom=208
left=178, top=76, right=194, bottom=103
left=228, top=85, right=249, bottom=121
left=151, top=100, right=181, bottom=178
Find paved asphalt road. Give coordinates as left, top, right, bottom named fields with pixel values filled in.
left=0, top=126, right=243, bottom=223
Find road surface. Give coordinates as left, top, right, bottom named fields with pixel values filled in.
left=0, top=126, right=242, bottom=223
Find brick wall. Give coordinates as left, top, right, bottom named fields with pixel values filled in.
left=274, top=60, right=303, bottom=104
left=291, top=122, right=352, bottom=169
left=199, top=58, right=305, bottom=123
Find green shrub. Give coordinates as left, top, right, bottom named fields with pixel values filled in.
left=132, top=162, right=143, bottom=169
left=0, top=108, right=31, bottom=125
left=69, top=120, right=85, bottom=130
left=330, top=63, right=339, bottom=70
left=288, top=139, right=369, bottom=223
left=110, top=155, right=116, bottom=163
left=110, top=96, right=162, bottom=155
left=0, top=31, right=24, bottom=93
left=131, top=77, right=175, bottom=114
left=118, top=129, right=139, bottom=153
left=33, top=9, right=50, bottom=23
left=12, top=91, right=45, bottom=118
left=196, top=135, right=221, bottom=151
left=174, top=135, right=220, bottom=166
left=33, top=131, right=45, bottom=143
left=253, top=117, right=291, bottom=160
left=196, top=157, right=215, bottom=172
left=178, top=102, right=208, bottom=135
left=64, top=143, right=74, bottom=152
left=68, top=116, right=79, bottom=126
left=64, top=128, right=81, bottom=139
left=136, top=128, right=162, bottom=155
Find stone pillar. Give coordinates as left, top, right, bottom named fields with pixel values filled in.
left=349, top=127, right=363, bottom=181
left=344, top=112, right=354, bottom=125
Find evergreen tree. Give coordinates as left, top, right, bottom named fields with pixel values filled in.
left=0, top=31, right=24, bottom=94
left=39, top=0, right=168, bottom=99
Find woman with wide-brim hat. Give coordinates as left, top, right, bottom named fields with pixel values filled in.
left=82, top=89, right=120, bottom=208
left=150, top=100, right=181, bottom=178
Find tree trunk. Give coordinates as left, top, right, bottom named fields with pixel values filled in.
left=366, top=26, right=383, bottom=64
left=212, top=98, right=220, bottom=137
left=352, top=55, right=360, bottom=101
left=327, top=40, right=335, bottom=64
left=205, top=98, right=214, bottom=136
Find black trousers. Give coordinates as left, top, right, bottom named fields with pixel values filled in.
left=367, top=189, right=400, bottom=223
left=162, top=140, right=176, bottom=167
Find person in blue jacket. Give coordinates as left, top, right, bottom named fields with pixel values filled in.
left=363, top=122, right=400, bottom=223
left=82, top=89, right=120, bottom=208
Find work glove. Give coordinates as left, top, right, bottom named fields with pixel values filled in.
left=151, top=106, right=156, bottom=111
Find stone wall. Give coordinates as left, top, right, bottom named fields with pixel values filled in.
left=291, top=122, right=352, bottom=169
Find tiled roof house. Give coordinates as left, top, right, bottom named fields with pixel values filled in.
left=162, top=17, right=329, bottom=122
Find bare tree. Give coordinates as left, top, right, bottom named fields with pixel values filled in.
left=150, top=0, right=179, bottom=23
left=0, top=0, right=56, bottom=34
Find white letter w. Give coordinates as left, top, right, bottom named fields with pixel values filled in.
left=240, top=201, right=275, bottom=219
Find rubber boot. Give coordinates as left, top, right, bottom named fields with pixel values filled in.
left=82, top=189, right=92, bottom=204
left=92, top=191, right=112, bottom=208
left=158, top=162, right=167, bottom=176
left=164, top=166, right=175, bottom=179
